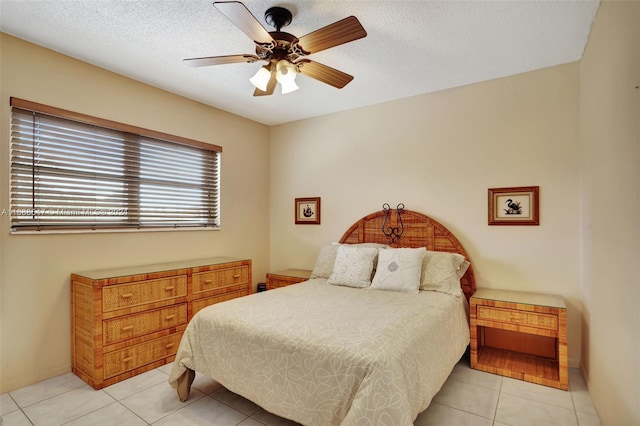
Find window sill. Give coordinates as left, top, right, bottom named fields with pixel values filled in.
left=10, top=226, right=221, bottom=235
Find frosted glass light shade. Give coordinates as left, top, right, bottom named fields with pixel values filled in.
left=279, top=79, right=299, bottom=94
left=249, top=66, right=271, bottom=91
left=276, top=60, right=298, bottom=94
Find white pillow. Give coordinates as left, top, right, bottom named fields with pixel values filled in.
left=327, top=245, right=380, bottom=288
left=371, top=247, right=426, bottom=293
left=310, top=244, right=340, bottom=279
left=310, top=243, right=388, bottom=279
left=420, top=250, right=470, bottom=295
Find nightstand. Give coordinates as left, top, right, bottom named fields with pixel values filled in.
left=266, top=269, right=312, bottom=290
left=470, top=288, right=568, bottom=390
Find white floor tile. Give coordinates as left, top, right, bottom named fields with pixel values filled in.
left=191, top=373, right=223, bottom=395
left=448, top=362, right=503, bottom=391
left=0, top=394, right=19, bottom=416
left=501, top=376, right=574, bottom=409
left=250, top=409, right=300, bottom=426
left=495, top=392, right=578, bottom=426
left=2, top=360, right=602, bottom=426
left=237, top=418, right=267, bottom=426
left=211, top=388, right=261, bottom=416
left=9, top=373, right=85, bottom=407
left=104, top=369, right=169, bottom=401
left=121, top=381, right=204, bottom=424
left=572, top=386, right=599, bottom=417
left=415, top=401, right=493, bottom=426
left=1, top=409, right=33, bottom=426
left=64, top=402, right=147, bottom=426
left=577, top=410, right=603, bottom=426
left=568, top=367, right=600, bottom=418
left=22, top=385, right=115, bottom=426
left=153, top=396, right=248, bottom=425
left=156, top=362, right=174, bottom=376
left=433, top=378, right=500, bottom=419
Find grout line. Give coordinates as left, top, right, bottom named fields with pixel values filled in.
left=12, top=386, right=117, bottom=426
left=115, top=401, right=151, bottom=426
left=5, top=364, right=603, bottom=426
left=56, top=390, right=117, bottom=426
left=491, top=376, right=503, bottom=425
left=569, top=374, right=581, bottom=426
left=2, top=392, right=34, bottom=426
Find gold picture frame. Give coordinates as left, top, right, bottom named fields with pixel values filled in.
left=295, top=197, right=321, bottom=225
left=488, top=186, right=539, bottom=226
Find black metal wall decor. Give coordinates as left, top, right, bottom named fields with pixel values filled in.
left=381, top=203, right=405, bottom=244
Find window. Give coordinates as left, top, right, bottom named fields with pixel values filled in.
left=9, top=98, right=221, bottom=232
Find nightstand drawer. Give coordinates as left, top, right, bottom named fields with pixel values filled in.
left=193, top=266, right=249, bottom=295
left=102, top=276, right=187, bottom=312
left=470, top=288, right=568, bottom=390
left=267, top=277, right=302, bottom=289
left=266, top=269, right=311, bottom=290
left=477, top=306, right=557, bottom=330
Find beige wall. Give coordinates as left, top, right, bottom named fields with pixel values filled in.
left=3, top=5, right=638, bottom=420
left=579, top=1, right=640, bottom=425
left=269, top=63, right=583, bottom=367
left=0, top=34, right=270, bottom=393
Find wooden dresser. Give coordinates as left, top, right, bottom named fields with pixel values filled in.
left=71, top=257, right=251, bottom=389
left=266, top=269, right=311, bottom=290
left=470, top=288, right=568, bottom=390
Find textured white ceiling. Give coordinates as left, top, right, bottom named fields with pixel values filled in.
left=0, top=0, right=599, bottom=126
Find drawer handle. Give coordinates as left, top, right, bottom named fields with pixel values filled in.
left=204, top=279, right=213, bottom=284
left=122, top=356, right=133, bottom=363
left=120, top=293, right=134, bottom=299
left=165, top=343, right=175, bottom=350
left=233, top=274, right=241, bottom=279
left=121, top=325, right=134, bottom=332
left=164, top=315, right=175, bottom=321
left=164, top=286, right=175, bottom=292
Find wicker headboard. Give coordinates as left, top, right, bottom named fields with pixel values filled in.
left=339, top=209, right=476, bottom=300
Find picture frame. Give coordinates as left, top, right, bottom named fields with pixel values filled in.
left=295, top=197, right=321, bottom=225
left=488, top=186, right=539, bottom=226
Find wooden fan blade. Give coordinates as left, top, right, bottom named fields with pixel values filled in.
left=253, top=68, right=277, bottom=96
left=296, top=16, right=367, bottom=54
left=184, top=54, right=259, bottom=67
left=214, top=1, right=274, bottom=45
left=296, top=60, right=354, bottom=89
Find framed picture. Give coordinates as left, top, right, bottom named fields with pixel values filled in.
left=488, top=186, right=539, bottom=226
left=295, top=197, right=321, bottom=225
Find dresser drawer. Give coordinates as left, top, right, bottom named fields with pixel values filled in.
left=477, top=306, right=557, bottom=331
left=102, top=276, right=187, bottom=312
left=72, top=257, right=251, bottom=389
left=103, top=332, right=182, bottom=379
left=193, top=266, right=249, bottom=295
left=103, top=304, right=187, bottom=345
left=192, top=289, right=249, bottom=317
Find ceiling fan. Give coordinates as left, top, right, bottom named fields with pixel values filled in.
left=184, top=1, right=367, bottom=96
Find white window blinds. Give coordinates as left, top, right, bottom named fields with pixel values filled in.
left=10, top=98, right=221, bottom=232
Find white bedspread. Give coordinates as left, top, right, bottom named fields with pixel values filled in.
left=169, top=278, right=470, bottom=425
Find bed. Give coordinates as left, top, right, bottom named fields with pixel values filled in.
left=169, top=209, right=476, bottom=425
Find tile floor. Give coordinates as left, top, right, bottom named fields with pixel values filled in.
left=1, top=357, right=601, bottom=426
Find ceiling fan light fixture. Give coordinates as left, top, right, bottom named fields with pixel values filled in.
left=249, top=65, right=271, bottom=91
left=188, top=3, right=367, bottom=96
left=279, top=78, right=299, bottom=94
left=276, top=60, right=298, bottom=94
